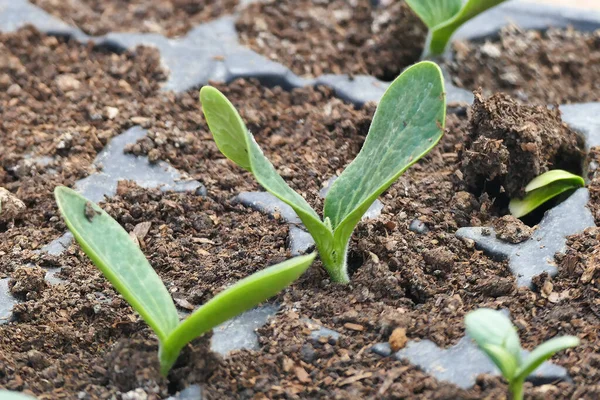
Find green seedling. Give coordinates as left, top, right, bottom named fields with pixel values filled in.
left=54, top=186, right=315, bottom=376
left=200, top=61, right=446, bottom=283
left=406, top=0, right=508, bottom=58
left=0, top=391, right=37, bottom=400
left=465, top=308, right=579, bottom=400
left=509, top=170, right=584, bottom=218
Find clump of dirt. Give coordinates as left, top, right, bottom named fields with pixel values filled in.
left=460, top=90, right=585, bottom=199
left=447, top=25, right=600, bottom=104
left=236, top=0, right=427, bottom=81
left=9, top=266, right=47, bottom=300
left=494, top=215, right=534, bottom=244
left=30, top=0, right=239, bottom=37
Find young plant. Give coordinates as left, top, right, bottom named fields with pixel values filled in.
left=406, top=0, right=508, bottom=58
left=200, top=61, right=446, bottom=283
left=54, top=186, right=315, bottom=376
left=509, top=170, right=584, bottom=218
left=465, top=308, right=579, bottom=400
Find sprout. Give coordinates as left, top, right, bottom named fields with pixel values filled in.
left=54, top=186, right=315, bottom=375
left=406, top=0, right=508, bottom=58
left=509, top=170, right=584, bottom=218
left=200, top=61, right=446, bottom=283
left=465, top=308, right=579, bottom=400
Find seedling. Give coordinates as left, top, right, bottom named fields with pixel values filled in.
left=200, top=61, right=446, bottom=283
left=465, top=308, right=579, bottom=400
left=54, top=186, right=315, bottom=375
left=406, top=0, right=508, bottom=58
left=509, top=170, right=584, bottom=218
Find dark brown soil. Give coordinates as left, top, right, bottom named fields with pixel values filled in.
left=447, top=25, right=600, bottom=105
left=1, top=28, right=598, bottom=399
left=30, top=0, right=238, bottom=37
left=235, top=0, right=427, bottom=81
left=460, top=90, right=585, bottom=199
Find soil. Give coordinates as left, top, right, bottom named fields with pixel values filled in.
left=235, top=0, right=427, bottom=81
left=1, top=27, right=599, bottom=400
left=460, top=90, right=585, bottom=199
left=447, top=25, right=600, bottom=105
left=30, top=0, right=239, bottom=37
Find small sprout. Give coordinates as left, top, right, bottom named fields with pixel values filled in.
left=200, top=61, right=446, bottom=283
left=465, top=308, right=579, bottom=400
left=509, top=170, right=584, bottom=218
left=54, top=186, right=315, bottom=375
left=406, top=0, right=508, bottom=58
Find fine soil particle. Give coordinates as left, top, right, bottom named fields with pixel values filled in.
left=30, top=0, right=239, bottom=37
left=447, top=25, right=600, bottom=104
left=1, top=29, right=599, bottom=399
left=460, top=90, right=585, bottom=199
left=235, top=0, right=427, bottom=81
left=9, top=266, right=47, bottom=300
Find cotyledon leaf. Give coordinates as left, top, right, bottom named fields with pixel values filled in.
left=515, top=336, right=580, bottom=381
left=405, top=0, right=462, bottom=29
left=54, top=186, right=179, bottom=342
left=324, top=61, right=446, bottom=246
left=159, top=252, right=316, bottom=375
left=428, top=0, right=507, bottom=55
left=0, top=391, right=38, bottom=400
left=465, top=308, right=522, bottom=365
left=509, top=170, right=584, bottom=218
left=200, top=86, right=333, bottom=249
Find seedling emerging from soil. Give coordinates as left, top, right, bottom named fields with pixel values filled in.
left=54, top=186, right=315, bottom=376
left=465, top=308, right=579, bottom=400
left=200, top=61, right=446, bottom=283
left=406, top=0, right=508, bottom=57
left=509, top=170, right=584, bottom=218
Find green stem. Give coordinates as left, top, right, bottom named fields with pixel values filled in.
left=158, top=340, right=184, bottom=377
left=509, top=378, right=525, bottom=400
left=318, top=240, right=350, bottom=284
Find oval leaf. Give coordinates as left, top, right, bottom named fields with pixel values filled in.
left=515, top=336, right=580, bottom=382
left=524, top=169, right=584, bottom=193
left=200, top=86, right=251, bottom=170
left=509, top=171, right=584, bottom=218
left=54, top=186, right=179, bottom=342
left=405, top=0, right=462, bottom=29
left=465, top=308, right=522, bottom=364
left=0, top=391, right=37, bottom=400
left=160, top=252, right=316, bottom=374
left=324, top=61, right=446, bottom=247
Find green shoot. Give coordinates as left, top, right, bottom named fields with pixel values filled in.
left=54, top=186, right=315, bottom=376
left=465, top=308, right=579, bottom=400
left=509, top=170, right=584, bottom=218
left=200, top=61, right=446, bottom=283
left=406, top=0, right=508, bottom=58
left=0, top=391, right=37, bottom=400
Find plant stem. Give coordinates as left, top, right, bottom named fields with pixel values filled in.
left=158, top=341, right=182, bottom=377
left=509, top=378, right=525, bottom=400
left=318, top=241, right=350, bottom=284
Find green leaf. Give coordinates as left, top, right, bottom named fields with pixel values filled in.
left=200, top=86, right=334, bottom=273
left=200, top=86, right=251, bottom=170
left=524, top=170, right=584, bottom=192
left=480, top=344, right=519, bottom=381
left=0, top=391, right=37, bottom=400
left=509, top=170, right=584, bottom=218
left=514, top=336, right=580, bottom=382
left=159, top=252, right=316, bottom=375
left=407, top=0, right=507, bottom=56
left=324, top=61, right=445, bottom=269
left=465, top=309, right=522, bottom=365
left=54, top=186, right=180, bottom=342
left=405, top=0, right=462, bottom=29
